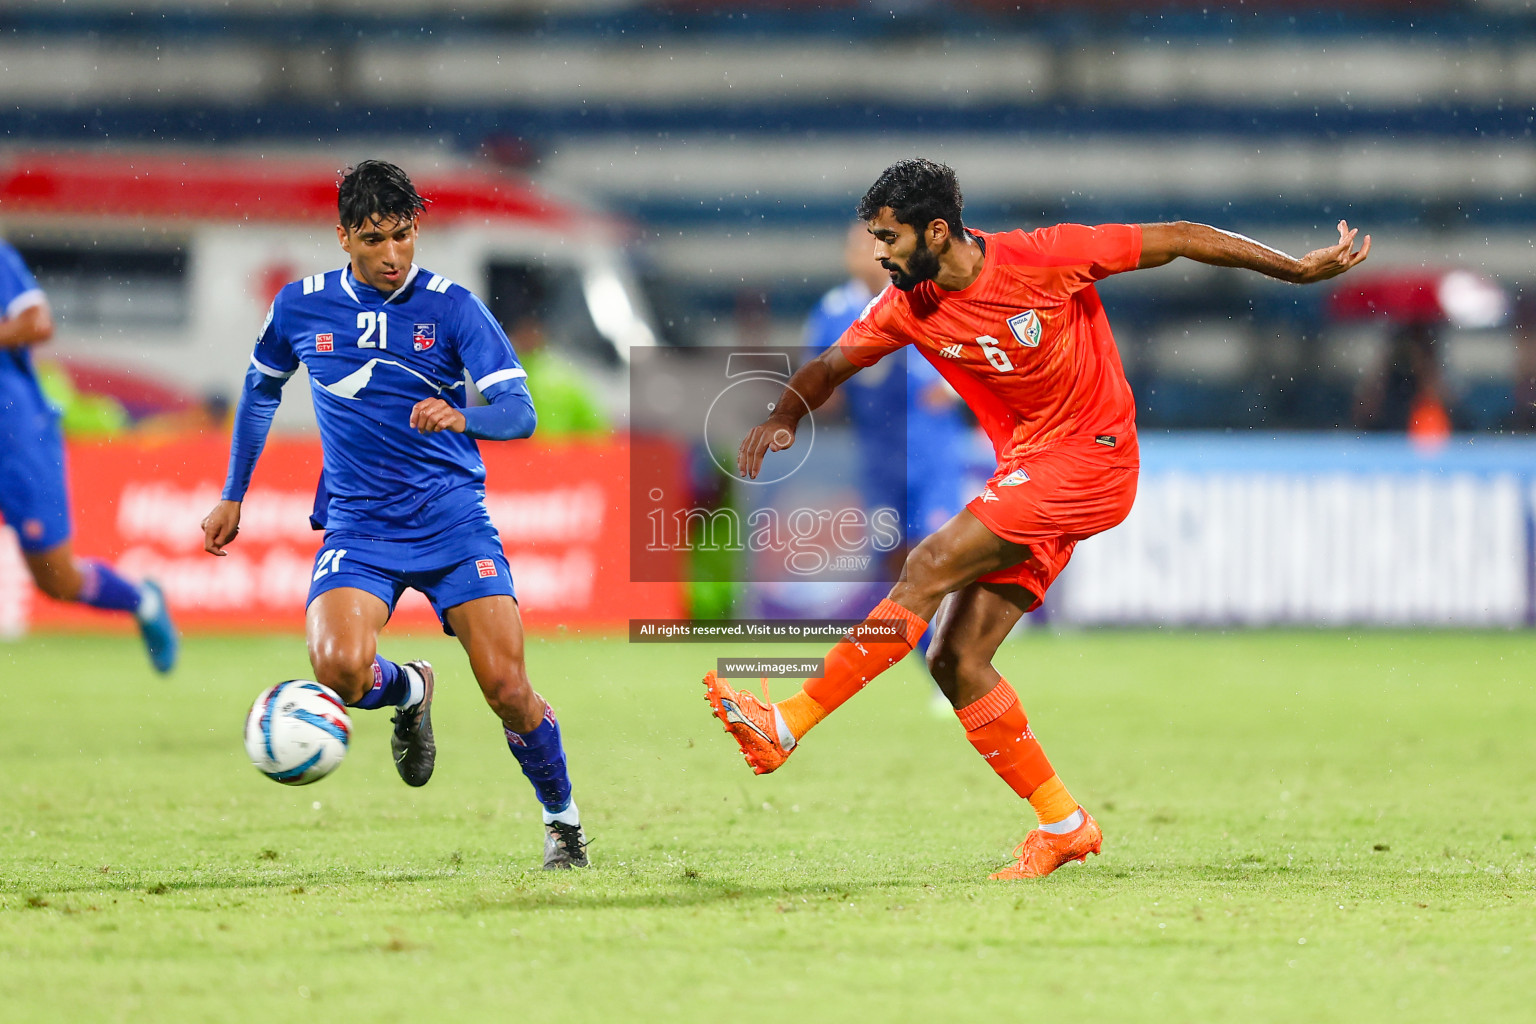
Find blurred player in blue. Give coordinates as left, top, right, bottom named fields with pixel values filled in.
left=200, top=161, right=587, bottom=869
left=804, top=224, right=971, bottom=682
left=0, top=238, right=179, bottom=672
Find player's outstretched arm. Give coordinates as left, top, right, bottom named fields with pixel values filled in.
left=1138, top=220, right=1370, bottom=284
left=737, top=345, right=861, bottom=479
left=201, top=499, right=242, bottom=556
left=207, top=365, right=288, bottom=556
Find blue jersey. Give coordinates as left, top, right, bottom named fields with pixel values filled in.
left=247, top=264, right=526, bottom=540
left=0, top=240, right=52, bottom=424
left=0, top=240, right=71, bottom=552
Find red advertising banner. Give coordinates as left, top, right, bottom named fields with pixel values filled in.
left=2, top=434, right=683, bottom=634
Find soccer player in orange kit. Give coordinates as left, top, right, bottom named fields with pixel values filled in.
left=703, top=158, right=1370, bottom=879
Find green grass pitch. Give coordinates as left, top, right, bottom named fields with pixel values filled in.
left=2, top=629, right=1534, bottom=1022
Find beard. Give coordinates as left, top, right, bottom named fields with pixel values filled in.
left=882, top=234, right=942, bottom=292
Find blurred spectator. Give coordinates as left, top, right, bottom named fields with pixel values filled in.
left=800, top=223, right=975, bottom=702
left=134, top=393, right=231, bottom=438
left=508, top=316, right=610, bottom=438
left=1353, top=321, right=1452, bottom=444
left=34, top=359, right=130, bottom=438
left=806, top=223, right=972, bottom=551
left=35, top=359, right=229, bottom=438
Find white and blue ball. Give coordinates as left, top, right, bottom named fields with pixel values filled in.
left=243, top=680, right=351, bottom=785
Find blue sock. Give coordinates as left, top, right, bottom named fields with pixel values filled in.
left=504, top=702, right=574, bottom=814
left=78, top=560, right=143, bottom=614
left=348, top=656, right=411, bottom=709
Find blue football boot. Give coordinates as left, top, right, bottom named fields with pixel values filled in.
left=136, top=580, right=179, bottom=674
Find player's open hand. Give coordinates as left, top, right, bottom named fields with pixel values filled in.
left=1294, top=220, right=1371, bottom=284
left=737, top=415, right=798, bottom=480
left=201, top=499, right=242, bottom=556
left=410, top=397, right=466, bottom=434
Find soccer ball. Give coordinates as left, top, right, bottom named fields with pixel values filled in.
left=243, top=680, right=352, bottom=785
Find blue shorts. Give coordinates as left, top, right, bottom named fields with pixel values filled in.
left=307, top=518, right=517, bottom=636
left=0, top=408, right=71, bottom=553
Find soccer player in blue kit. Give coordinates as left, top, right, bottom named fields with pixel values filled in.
left=200, top=161, right=588, bottom=869
left=0, top=238, right=179, bottom=672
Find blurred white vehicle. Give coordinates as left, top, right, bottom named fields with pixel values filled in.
left=0, top=150, right=658, bottom=427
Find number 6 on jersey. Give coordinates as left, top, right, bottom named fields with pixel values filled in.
left=977, top=335, right=1015, bottom=372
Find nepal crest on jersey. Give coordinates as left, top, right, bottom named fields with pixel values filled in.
left=315, top=332, right=334, bottom=353
left=412, top=322, right=437, bottom=352
left=1007, top=309, right=1043, bottom=348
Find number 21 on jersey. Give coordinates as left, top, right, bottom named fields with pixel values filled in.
left=313, top=548, right=349, bottom=581
left=357, top=312, right=388, bottom=349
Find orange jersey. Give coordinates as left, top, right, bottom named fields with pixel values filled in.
left=840, top=224, right=1142, bottom=460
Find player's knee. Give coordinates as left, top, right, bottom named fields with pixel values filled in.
left=901, top=541, right=956, bottom=600
left=479, top=662, right=536, bottom=724
left=27, top=553, right=82, bottom=602
left=926, top=634, right=990, bottom=694
left=486, top=674, right=533, bottom=719
left=307, top=637, right=375, bottom=703
left=925, top=640, right=960, bottom=688
left=32, top=567, right=78, bottom=602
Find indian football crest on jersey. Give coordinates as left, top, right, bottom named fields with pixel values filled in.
left=315, top=332, right=334, bottom=353
left=999, top=468, right=1030, bottom=487
left=412, top=323, right=437, bottom=352
left=1007, top=309, right=1043, bottom=348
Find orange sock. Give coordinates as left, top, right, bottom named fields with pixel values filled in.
left=777, top=599, right=928, bottom=741
left=1026, top=776, right=1079, bottom=827
left=776, top=690, right=827, bottom=742
left=956, top=678, right=1080, bottom=825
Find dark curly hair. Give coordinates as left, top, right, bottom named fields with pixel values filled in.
left=855, top=158, right=964, bottom=236
left=337, top=160, right=428, bottom=231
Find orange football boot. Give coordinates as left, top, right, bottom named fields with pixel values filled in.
left=989, top=812, right=1103, bottom=880
left=702, top=670, right=790, bottom=775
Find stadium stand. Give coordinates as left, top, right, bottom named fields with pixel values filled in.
left=1, top=0, right=1532, bottom=428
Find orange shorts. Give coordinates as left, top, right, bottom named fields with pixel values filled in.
left=965, top=433, right=1140, bottom=609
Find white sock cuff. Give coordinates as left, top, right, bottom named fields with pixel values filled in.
left=542, top=799, right=580, bottom=826
left=1037, top=808, right=1085, bottom=834
left=399, top=664, right=426, bottom=709
left=773, top=706, right=796, bottom=751
left=135, top=583, right=161, bottom=623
